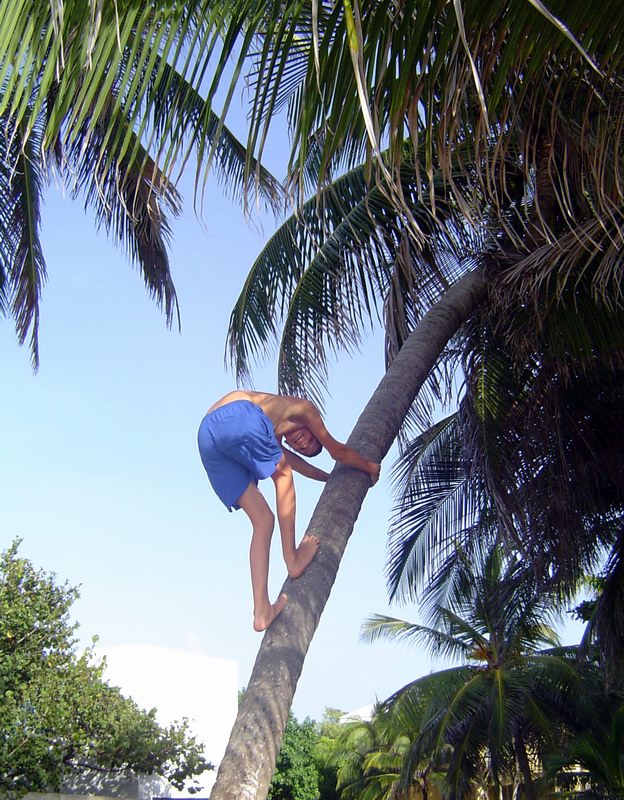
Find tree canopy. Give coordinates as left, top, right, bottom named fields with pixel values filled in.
left=268, top=713, right=321, bottom=800
left=0, top=540, right=211, bottom=797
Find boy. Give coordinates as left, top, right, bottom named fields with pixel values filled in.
left=198, top=390, right=380, bottom=631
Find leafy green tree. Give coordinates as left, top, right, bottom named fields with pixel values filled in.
left=0, top=540, right=211, bottom=797
left=314, top=709, right=347, bottom=800
left=268, top=713, right=320, bottom=800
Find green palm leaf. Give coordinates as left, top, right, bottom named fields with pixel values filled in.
left=0, top=10, right=286, bottom=363
left=0, top=1, right=282, bottom=209
left=462, top=295, right=624, bottom=586
left=62, top=107, right=181, bottom=327
left=0, top=113, right=47, bottom=368
left=145, top=59, right=284, bottom=210
left=385, top=413, right=488, bottom=603
left=226, top=148, right=483, bottom=406
left=361, top=613, right=476, bottom=664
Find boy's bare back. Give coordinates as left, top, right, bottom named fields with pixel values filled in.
left=208, top=390, right=312, bottom=439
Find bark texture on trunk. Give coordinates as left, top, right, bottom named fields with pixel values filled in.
left=209, top=268, right=486, bottom=800
left=514, top=733, right=538, bottom=800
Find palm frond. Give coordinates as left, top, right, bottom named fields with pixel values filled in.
left=385, top=413, right=487, bottom=603
left=146, top=58, right=284, bottom=211
left=361, top=613, right=475, bottom=664
left=0, top=6, right=291, bottom=363
left=0, top=1, right=281, bottom=209
left=62, top=107, right=181, bottom=329
left=459, top=279, right=624, bottom=589
left=226, top=150, right=483, bottom=406
left=0, top=113, right=47, bottom=368
left=226, top=160, right=393, bottom=400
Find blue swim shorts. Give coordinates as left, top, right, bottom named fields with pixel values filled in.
left=197, top=400, right=283, bottom=511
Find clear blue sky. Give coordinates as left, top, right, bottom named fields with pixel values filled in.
left=0, top=120, right=585, bottom=725
left=0, top=161, right=440, bottom=722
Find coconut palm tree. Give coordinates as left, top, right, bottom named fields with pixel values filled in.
left=226, top=151, right=484, bottom=408
left=361, top=545, right=584, bottom=800
left=219, top=136, right=624, bottom=800
left=212, top=4, right=624, bottom=797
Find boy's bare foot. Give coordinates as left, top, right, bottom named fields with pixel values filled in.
left=287, top=534, right=320, bottom=579
left=253, top=593, right=288, bottom=632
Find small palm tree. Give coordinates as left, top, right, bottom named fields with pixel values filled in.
left=362, top=545, right=582, bottom=800
left=329, top=715, right=446, bottom=800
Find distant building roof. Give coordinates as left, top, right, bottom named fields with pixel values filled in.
left=338, top=704, right=374, bottom=724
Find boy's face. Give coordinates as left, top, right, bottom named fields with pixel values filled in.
left=285, top=426, right=321, bottom=456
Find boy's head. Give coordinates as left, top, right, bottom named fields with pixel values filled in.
left=285, top=426, right=323, bottom=457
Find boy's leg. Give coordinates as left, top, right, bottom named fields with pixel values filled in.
left=271, top=457, right=319, bottom=578
left=236, top=482, right=287, bottom=632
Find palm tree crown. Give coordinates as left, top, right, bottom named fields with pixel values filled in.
left=363, top=545, right=583, bottom=800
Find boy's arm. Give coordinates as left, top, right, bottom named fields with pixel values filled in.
left=328, top=440, right=381, bottom=485
left=282, top=448, right=330, bottom=482
left=294, top=400, right=381, bottom=485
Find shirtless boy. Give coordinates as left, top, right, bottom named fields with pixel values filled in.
left=198, top=390, right=380, bottom=631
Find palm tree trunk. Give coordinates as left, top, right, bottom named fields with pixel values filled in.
left=209, top=267, right=486, bottom=800
left=514, top=734, right=538, bottom=800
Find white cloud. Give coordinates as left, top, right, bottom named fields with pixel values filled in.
left=99, top=643, right=239, bottom=796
